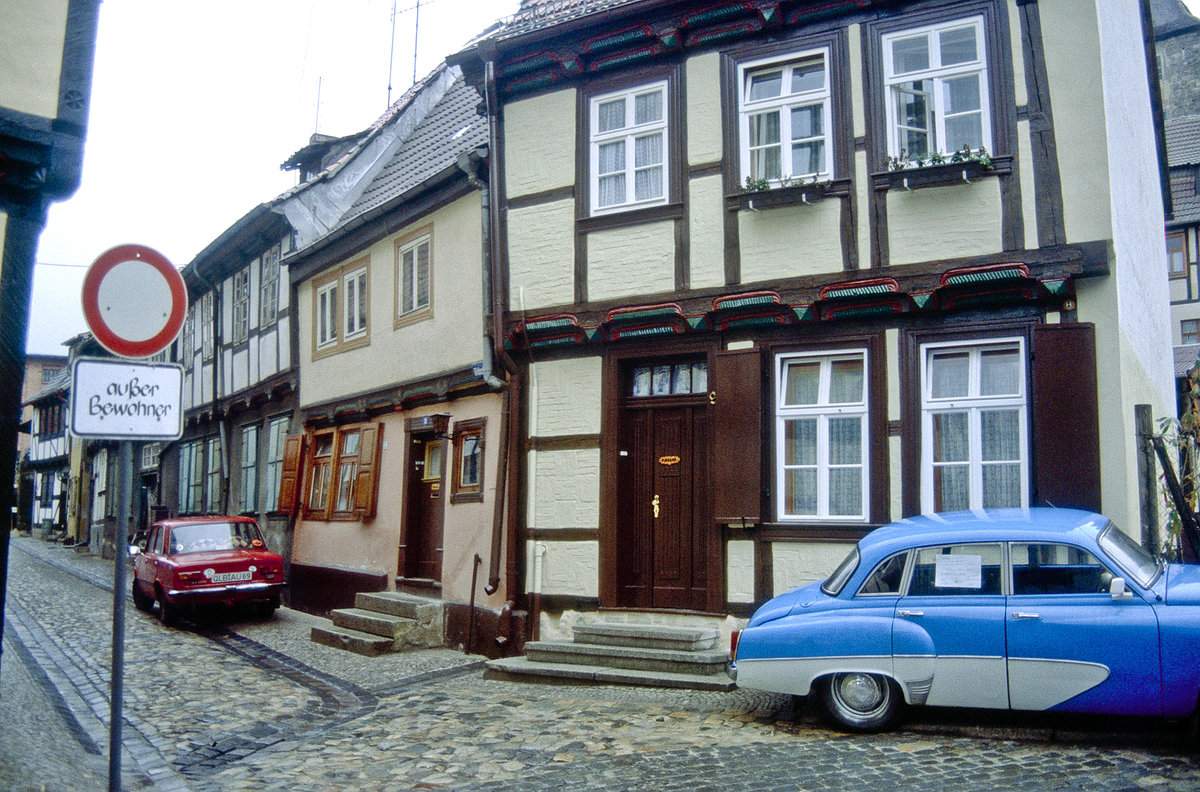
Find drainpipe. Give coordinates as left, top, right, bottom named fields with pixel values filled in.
left=479, top=58, right=520, bottom=599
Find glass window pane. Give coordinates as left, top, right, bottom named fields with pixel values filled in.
left=892, top=34, right=930, bottom=74
left=829, top=417, right=862, bottom=465
left=930, top=352, right=969, bottom=398
left=749, top=112, right=781, bottom=147
left=598, top=140, right=624, bottom=175
left=934, top=466, right=969, bottom=511
left=752, top=147, right=782, bottom=181
left=597, top=98, right=625, bottom=132
left=943, top=75, right=981, bottom=113
left=939, top=26, right=978, bottom=66
left=748, top=70, right=783, bottom=101
left=791, top=105, right=823, bottom=139
left=785, top=469, right=818, bottom=515
left=632, top=366, right=651, bottom=397
left=634, top=166, right=662, bottom=202
left=672, top=364, right=691, bottom=394
left=944, top=113, right=983, bottom=153
left=634, top=90, right=662, bottom=124
left=829, top=359, right=864, bottom=403
left=598, top=174, right=625, bottom=207
left=461, top=436, right=480, bottom=487
left=980, top=349, right=1020, bottom=395
left=416, top=244, right=430, bottom=309
left=981, top=409, right=1020, bottom=461
left=691, top=362, right=708, bottom=393
left=829, top=468, right=862, bottom=516
left=783, top=361, right=820, bottom=405
left=791, top=59, right=825, bottom=93
left=335, top=462, right=356, bottom=511
left=341, top=430, right=360, bottom=456
left=634, top=133, right=662, bottom=168
left=982, top=463, right=1021, bottom=509
left=652, top=365, right=672, bottom=395
left=1012, top=543, right=1109, bottom=595
left=792, top=142, right=824, bottom=177
left=313, top=435, right=334, bottom=457
left=933, top=412, right=969, bottom=462
left=784, top=418, right=817, bottom=465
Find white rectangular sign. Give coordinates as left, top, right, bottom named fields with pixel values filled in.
left=70, top=357, right=184, bottom=440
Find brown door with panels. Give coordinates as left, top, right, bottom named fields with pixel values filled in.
left=615, top=359, right=713, bottom=611
left=399, top=415, right=447, bottom=583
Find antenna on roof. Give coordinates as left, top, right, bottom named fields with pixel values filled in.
left=314, top=76, right=323, bottom=133
left=387, top=0, right=398, bottom=107
left=412, top=0, right=421, bottom=85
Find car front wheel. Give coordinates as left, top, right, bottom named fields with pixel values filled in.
left=817, top=672, right=901, bottom=732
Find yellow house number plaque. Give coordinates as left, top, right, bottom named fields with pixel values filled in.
left=658, top=455, right=681, bottom=466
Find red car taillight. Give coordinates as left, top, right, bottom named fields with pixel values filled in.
left=177, top=571, right=204, bottom=584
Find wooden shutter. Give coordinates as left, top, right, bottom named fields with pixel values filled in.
left=277, top=434, right=306, bottom=515
left=711, top=348, right=764, bottom=524
left=1031, top=323, right=1101, bottom=512
left=353, top=423, right=383, bottom=518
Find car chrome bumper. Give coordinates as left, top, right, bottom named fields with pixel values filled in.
left=166, top=581, right=284, bottom=603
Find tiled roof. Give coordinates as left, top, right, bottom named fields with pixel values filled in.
left=1175, top=343, right=1200, bottom=378
left=1167, top=115, right=1200, bottom=166
left=338, top=75, right=487, bottom=228
left=1152, top=0, right=1200, bottom=37
left=24, top=366, right=72, bottom=405
left=498, top=0, right=645, bottom=39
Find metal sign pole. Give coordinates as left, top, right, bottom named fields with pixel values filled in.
left=109, top=439, right=135, bottom=792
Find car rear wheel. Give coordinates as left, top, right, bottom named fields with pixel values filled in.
left=817, top=672, right=901, bottom=732
left=131, top=581, right=153, bottom=613
left=156, top=588, right=179, bottom=627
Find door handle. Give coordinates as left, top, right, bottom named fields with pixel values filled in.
left=652, top=494, right=660, bottom=518
left=897, top=610, right=923, bottom=618
left=1011, top=612, right=1040, bottom=619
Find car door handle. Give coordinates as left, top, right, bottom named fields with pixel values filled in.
left=897, top=610, right=924, bottom=618
left=1011, top=612, right=1040, bottom=619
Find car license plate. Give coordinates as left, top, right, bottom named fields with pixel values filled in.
left=212, top=571, right=252, bottom=583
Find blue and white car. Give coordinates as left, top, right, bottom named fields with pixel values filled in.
left=732, top=508, right=1200, bottom=732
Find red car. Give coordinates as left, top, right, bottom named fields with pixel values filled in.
left=131, top=516, right=285, bottom=625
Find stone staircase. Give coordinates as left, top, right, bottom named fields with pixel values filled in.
left=485, top=622, right=735, bottom=691
left=310, top=591, right=445, bottom=656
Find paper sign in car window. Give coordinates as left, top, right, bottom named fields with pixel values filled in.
left=934, top=554, right=983, bottom=589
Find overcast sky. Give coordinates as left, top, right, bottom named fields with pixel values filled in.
left=27, top=0, right=518, bottom=356
left=23, top=0, right=1200, bottom=356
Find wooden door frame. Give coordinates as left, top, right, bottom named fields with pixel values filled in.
left=398, top=413, right=449, bottom=583
left=599, top=339, right=723, bottom=614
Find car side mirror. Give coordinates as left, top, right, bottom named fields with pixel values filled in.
left=127, top=545, right=142, bottom=558
left=1110, top=577, right=1134, bottom=600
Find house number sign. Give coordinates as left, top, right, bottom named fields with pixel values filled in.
left=658, top=455, right=681, bottom=466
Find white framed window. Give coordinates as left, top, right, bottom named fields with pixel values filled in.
left=739, top=49, right=832, bottom=184
left=775, top=350, right=868, bottom=522
left=240, top=423, right=259, bottom=513
left=343, top=266, right=368, bottom=339
left=920, top=339, right=1027, bottom=513
left=205, top=435, right=223, bottom=513
left=263, top=415, right=290, bottom=512
left=260, top=245, right=280, bottom=326
left=396, top=233, right=431, bottom=319
left=316, top=280, right=338, bottom=349
left=178, top=440, right=203, bottom=514
left=200, top=292, right=215, bottom=359
left=232, top=269, right=250, bottom=343
left=883, top=16, right=990, bottom=161
left=590, top=81, right=668, bottom=213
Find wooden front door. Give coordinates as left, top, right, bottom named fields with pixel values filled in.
left=616, top=402, right=712, bottom=611
left=399, top=432, right=445, bottom=581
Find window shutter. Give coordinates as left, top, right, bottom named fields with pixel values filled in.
left=354, top=423, right=383, bottom=518
left=712, top=348, right=763, bottom=524
left=277, top=434, right=306, bottom=515
left=1031, top=323, right=1101, bottom=512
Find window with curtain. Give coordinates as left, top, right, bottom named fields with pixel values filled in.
left=240, top=423, right=259, bottom=513
left=263, top=415, right=289, bottom=512
left=775, top=350, right=868, bottom=522
left=232, top=269, right=250, bottom=343
left=343, top=267, right=368, bottom=340
left=921, top=339, right=1027, bottom=513
left=883, top=16, right=990, bottom=161
left=739, top=49, right=832, bottom=184
left=200, top=292, right=215, bottom=360
left=1168, top=232, right=1187, bottom=278
left=259, top=244, right=280, bottom=327
left=204, top=435, right=223, bottom=513
left=590, top=81, right=668, bottom=214
left=316, top=280, right=338, bottom=349
left=396, top=233, right=431, bottom=320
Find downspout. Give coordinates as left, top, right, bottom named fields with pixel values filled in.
left=480, top=58, right=520, bottom=599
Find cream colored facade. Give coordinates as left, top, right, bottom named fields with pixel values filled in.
left=0, top=0, right=69, bottom=119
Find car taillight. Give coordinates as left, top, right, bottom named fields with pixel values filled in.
left=177, top=571, right=204, bottom=583
left=263, top=569, right=278, bottom=580
left=730, top=629, right=741, bottom=661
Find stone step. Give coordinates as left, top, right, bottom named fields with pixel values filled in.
left=572, top=622, right=719, bottom=652
left=310, top=624, right=397, bottom=657
left=356, top=590, right=439, bottom=620
left=486, top=656, right=736, bottom=691
left=524, top=640, right=730, bottom=676
left=330, top=607, right=416, bottom=640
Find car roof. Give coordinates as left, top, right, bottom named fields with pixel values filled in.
left=153, top=516, right=259, bottom=529
left=858, top=507, right=1109, bottom=559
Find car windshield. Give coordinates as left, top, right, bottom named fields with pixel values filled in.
left=822, top=547, right=860, bottom=596
left=1097, top=521, right=1160, bottom=588
left=170, top=522, right=265, bottom=555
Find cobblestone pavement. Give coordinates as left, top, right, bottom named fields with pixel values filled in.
left=5, top=533, right=1200, bottom=791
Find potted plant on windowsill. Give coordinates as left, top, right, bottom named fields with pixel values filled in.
left=735, top=174, right=835, bottom=211
left=876, top=145, right=995, bottom=191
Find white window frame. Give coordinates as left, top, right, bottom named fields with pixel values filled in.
left=882, top=16, right=991, bottom=161
left=343, top=266, right=368, bottom=340
left=263, top=414, right=289, bottom=512
left=738, top=48, right=833, bottom=184
left=774, top=349, right=869, bottom=523
left=397, top=234, right=431, bottom=318
left=240, top=423, right=259, bottom=513
left=200, top=292, right=215, bottom=360
left=316, top=280, right=338, bottom=349
left=260, top=245, right=280, bottom=326
left=920, top=338, right=1028, bottom=514
left=589, top=80, right=669, bottom=215
left=232, top=269, right=250, bottom=343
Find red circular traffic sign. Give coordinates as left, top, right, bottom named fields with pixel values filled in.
left=81, top=244, right=187, bottom=358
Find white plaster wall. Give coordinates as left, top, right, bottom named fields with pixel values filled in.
left=726, top=540, right=755, bottom=603
left=507, top=200, right=576, bottom=311
left=504, top=89, right=577, bottom=198
left=1018, top=119, right=1038, bottom=251
left=525, top=540, right=599, bottom=598
left=686, top=52, right=723, bottom=164
left=739, top=200, right=843, bottom=282
left=688, top=176, right=726, bottom=290
left=588, top=221, right=676, bottom=302
left=885, top=181, right=1002, bottom=266
left=848, top=24, right=865, bottom=140
left=0, top=0, right=67, bottom=118
left=528, top=448, right=600, bottom=531
left=530, top=356, right=602, bottom=437
left=772, top=542, right=855, bottom=594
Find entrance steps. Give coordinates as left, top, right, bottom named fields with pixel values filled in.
left=310, top=591, right=445, bottom=656
left=485, top=622, right=735, bottom=691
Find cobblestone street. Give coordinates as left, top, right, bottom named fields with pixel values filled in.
left=4, top=534, right=1200, bottom=791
